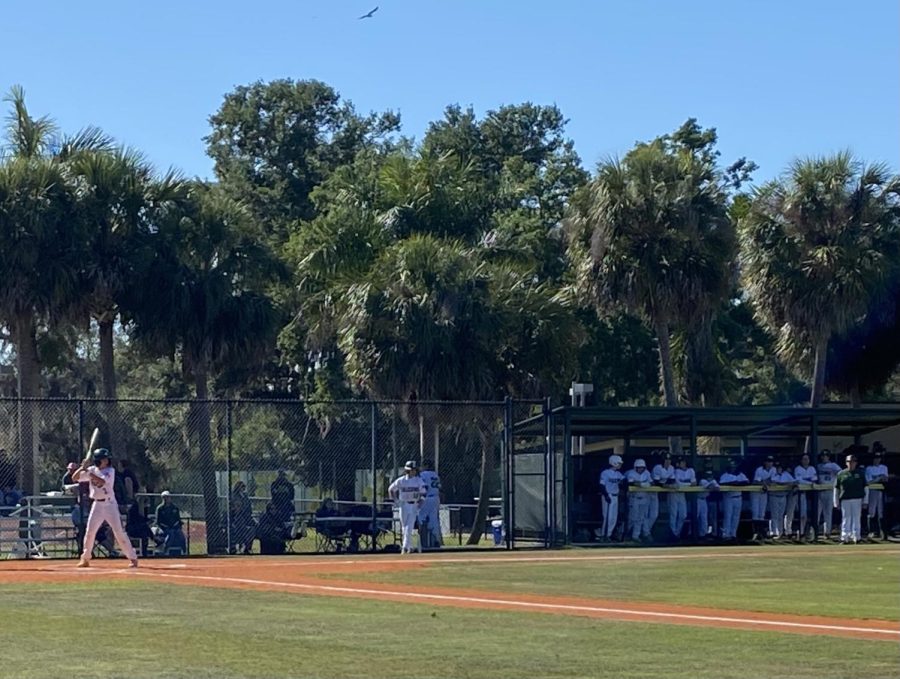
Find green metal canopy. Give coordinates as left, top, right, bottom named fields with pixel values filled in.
left=514, top=405, right=900, bottom=441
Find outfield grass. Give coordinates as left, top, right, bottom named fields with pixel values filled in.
left=1, top=581, right=897, bottom=679
left=328, top=546, right=900, bottom=621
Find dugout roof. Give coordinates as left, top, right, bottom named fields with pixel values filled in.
left=513, top=405, right=900, bottom=440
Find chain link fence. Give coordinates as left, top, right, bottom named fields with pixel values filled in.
left=0, top=398, right=537, bottom=559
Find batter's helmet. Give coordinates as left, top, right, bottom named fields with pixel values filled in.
left=608, top=454, right=623, bottom=467
left=404, top=460, right=418, bottom=471
left=92, top=448, right=111, bottom=464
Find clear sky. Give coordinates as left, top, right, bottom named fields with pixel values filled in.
left=2, top=0, right=897, bottom=182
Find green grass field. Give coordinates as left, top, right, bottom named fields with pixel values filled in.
left=1, top=546, right=898, bottom=679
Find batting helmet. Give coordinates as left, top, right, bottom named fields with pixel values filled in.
left=608, top=454, right=623, bottom=467
left=92, top=448, right=111, bottom=464
left=404, top=460, right=418, bottom=471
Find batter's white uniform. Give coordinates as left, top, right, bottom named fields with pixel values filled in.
left=599, top=467, right=624, bottom=538
left=793, top=464, right=818, bottom=536
left=719, top=471, right=748, bottom=539
left=816, top=461, right=841, bottom=536
left=626, top=469, right=653, bottom=540
left=865, top=464, right=888, bottom=520
left=418, top=470, right=442, bottom=546
left=389, top=475, right=426, bottom=553
left=767, top=470, right=794, bottom=537
left=671, top=467, right=695, bottom=538
left=74, top=465, right=137, bottom=564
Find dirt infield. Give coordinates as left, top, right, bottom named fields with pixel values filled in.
left=2, top=552, right=899, bottom=642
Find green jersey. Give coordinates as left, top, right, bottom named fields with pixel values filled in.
left=835, top=468, right=867, bottom=501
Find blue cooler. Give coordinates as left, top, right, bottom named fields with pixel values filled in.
left=491, top=519, right=503, bottom=545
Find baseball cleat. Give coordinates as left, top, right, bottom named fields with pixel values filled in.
left=129, top=559, right=139, bottom=568
left=76, top=559, right=90, bottom=568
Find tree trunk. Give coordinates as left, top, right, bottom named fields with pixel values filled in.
left=14, top=314, right=41, bottom=495
left=98, top=317, right=117, bottom=399
left=849, top=381, right=862, bottom=409
left=654, top=317, right=679, bottom=407
left=467, top=425, right=497, bottom=545
left=654, top=316, right=682, bottom=455
left=193, top=364, right=226, bottom=554
left=810, top=338, right=829, bottom=408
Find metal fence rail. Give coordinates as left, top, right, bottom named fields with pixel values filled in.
left=0, top=398, right=539, bottom=558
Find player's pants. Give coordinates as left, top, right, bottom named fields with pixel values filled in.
left=817, top=489, right=835, bottom=535
left=696, top=497, right=709, bottom=536
left=784, top=492, right=797, bottom=535
left=722, top=494, right=742, bottom=538
left=795, top=490, right=815, bottom=536
left=601, top=495, right=619, bottom=538
left=647, top=494, right=659, bottom=530
left=768, top=493, right=788, bottom=537
left=867, top=489, right=884, bottom=519
left=81, top=500, right=136, bottom=562
left=418, top=497, right=441, bottom=546
left=399, top=501, right=420, bottom=552
left=628, top=494, right=651, bottom=540
left=751, top=492, right=767, bottom=521
left=840, top=498, right=862, bottom=542
left=669, top=492, right=687, bottom=538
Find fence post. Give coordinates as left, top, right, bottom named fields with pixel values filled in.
left=78, top=399, right=85, bottom=457
left=370, top=401, right=377, bottom=552
left=226, top=400, right=233, bottom=554
left=503, top=397, right=513, bottom=550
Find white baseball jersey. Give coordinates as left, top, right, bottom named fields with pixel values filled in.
left=816, top=462, right=841, bottom=485
left=600, top=468, right=624, bottom=496
left=420, top=470, right=441, bottom=498
left=75, top=465, right=115, bottom=502
left=865, top=464, right=888, bottom=483
left=674, top=467, right=696, bottom=488
left=794, top=465, right=818, bottom=486
left=698, top=477, right=719, bottom=498
left=627, top=469, right=652, bottom=487
left=753, top=466, right=777, bottom=483
left=720, top=471, right=748, bottom=496
left=389, top=475, right=426, bottom=503
left=652, top=464, right=675, bottom=484
left=770, top=471, right=795, bottom=485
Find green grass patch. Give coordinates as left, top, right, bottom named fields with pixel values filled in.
left=0, top=581, right=897, bottom=679
left=326, top=545, right=900, bottom=621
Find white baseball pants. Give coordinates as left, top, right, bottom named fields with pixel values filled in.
left=768, top=493, right=788, bottom=537
left=722, top=494, right=742, bottom=538
left=601, top=495, right=619, bottom=538
left=817, top=489, right=835, bottom=535
left=840, top=498, right=863, bottom=542
left=751, top=492, right=767, bottom=522
left=418, top=497, right=442, bottom=545
left=669, top=493, right=687, bottom=537
left=81, top=500, right=136, bottom=562
left=628, top=494, right=651, bottom=540
left=399, top=501, right=420, bottom=552
left=696, top=497, right=709, bottom=536
left=867, top=490, right=883, bottom=519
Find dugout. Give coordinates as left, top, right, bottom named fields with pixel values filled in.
left=508, top=404, right=900, bottom=547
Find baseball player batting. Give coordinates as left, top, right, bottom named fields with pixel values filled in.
left=71, top=428, right=138, bottom=568
left=389, top=460, right=427, bottom=554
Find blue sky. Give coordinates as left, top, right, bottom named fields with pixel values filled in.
left=2, top=0, right=897, bottom=182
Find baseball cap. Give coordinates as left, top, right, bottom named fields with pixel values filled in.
left=404, top=460, right=418, bottom=471
left=634, top=459, right=646, bottom=468
left=609, top=454, right=623, bottom=467
left=161, top=490, right=171, bottom=497
left=66, top=462, right=78, bottom=471
left=765, top=455, right=775, bottom=462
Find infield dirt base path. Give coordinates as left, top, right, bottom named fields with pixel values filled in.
left=2, top=553, right=899, bottom=642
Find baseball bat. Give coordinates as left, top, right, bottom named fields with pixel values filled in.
left=82, top=427, right=101, bottom=465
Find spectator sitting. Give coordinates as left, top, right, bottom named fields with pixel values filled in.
left=229, top=481, right=256, bottom=555
left=2, top=482, right=23, bottom=512
left=316, top=497, right=339, bottom=519
left=72, top=503, right=116, bottom=556
left=126, top=499, right=156, bottom=557
left=257, top=502, right=288, bottom=555
left=154, top=491, right=187, bottom=555
left=270, top=470, right=295, bottom=522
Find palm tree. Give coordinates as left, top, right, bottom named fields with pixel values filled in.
left=69, top=146, right=184, bottom=399
left=739, top=153, right=900, bottom=406
left=129, top=182, right=281, bottom=553
left=0, top=86, right=104, bottom=491
left=567, top=137, right=734, bottom=410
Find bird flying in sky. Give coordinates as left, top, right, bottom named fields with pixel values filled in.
left=358, top=6, right=379, bottom=20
